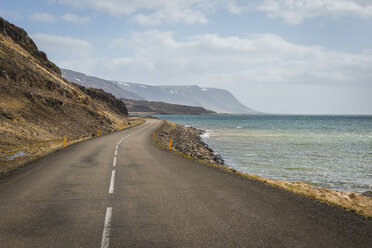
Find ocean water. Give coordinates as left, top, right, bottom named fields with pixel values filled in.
left=154, top=115, right=372, bottom=193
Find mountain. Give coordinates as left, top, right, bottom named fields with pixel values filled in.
left=122, top=99, right=215, bottom=115
left=61, top=69, right=257, bottom=114
left=114, top=83, right=257, bottom=114
left=0, top=17, right=128, bottom=147
left=61, top=69, right=145, bottom=100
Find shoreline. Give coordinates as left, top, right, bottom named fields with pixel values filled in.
left=153, top=120, right=372, bottom=218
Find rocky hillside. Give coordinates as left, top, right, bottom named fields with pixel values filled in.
left=62, top=69, right=144, bottom=100
left=122, top=99, right=215, bottom=115
left=0, top=17, right=128, bottom=148
left=62, top=69, right=258, bottom=114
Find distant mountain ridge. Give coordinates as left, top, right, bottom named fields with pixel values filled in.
left=62, top=69, right=257, bottom=114
left=122, top=98, right=215, bottom=115
left=62, top=69, right=144, bottom=100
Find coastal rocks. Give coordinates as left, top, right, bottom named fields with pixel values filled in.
left=361, top=191, right=372, bottom=197
left=155, top=121, right=224, bottom=165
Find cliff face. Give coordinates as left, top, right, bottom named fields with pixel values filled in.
left=0, top=17, right=128, bottom=147
left=0, top=17, right=60, bottom=75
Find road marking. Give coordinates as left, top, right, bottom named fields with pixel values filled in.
left=114, top=150, right=117, bottom=156
left=109, top=170, right=115, bottom=193
left=101, top=207, right=113, bottom=248
left=113, top=157, right=117, bottom=167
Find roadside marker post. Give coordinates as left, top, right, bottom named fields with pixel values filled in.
left=64, top=136, right=67, bottom=148
left=98, top=130, right=100, bottom=137
left=169, top=138, right=172, bottom=150
left=153, top=132, right=155, bottom=140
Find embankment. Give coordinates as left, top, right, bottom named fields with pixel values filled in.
left=153, top=120, right=372, bottom=218
left=0, top=118, right=144, bottom=177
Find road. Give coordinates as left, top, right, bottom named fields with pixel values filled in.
left=0, top=119, right=371, bottom=247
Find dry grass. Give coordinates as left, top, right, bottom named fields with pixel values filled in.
left=0, top=118, right=144, bottom=177
left=153, top=121, right=372, bottom=218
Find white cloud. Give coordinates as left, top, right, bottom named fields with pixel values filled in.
left=61, top=13, right=90, bottom=23
left=34, top=31, right=372, bottom=113
left=31, top=33, right=93, bottom=59
left=30, top=13, right=56, bottom=23
left=57, top=0, right=372, bottom=25
left=104, top=30, right=372, bottom=89
left=257, top=0, right=372, bottom=24
left=35, top=30, right=372, bottom=90
left=30, top=12, right=90, bottom=24
left=58, top=0, right=210, bottom=25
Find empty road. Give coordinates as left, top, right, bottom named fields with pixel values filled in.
left=0, top=119, right=371, bottom=247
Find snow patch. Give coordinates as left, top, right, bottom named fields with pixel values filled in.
left=117, top=81, right=131, bottom=86
left=201, top=88, right=208, bottom=91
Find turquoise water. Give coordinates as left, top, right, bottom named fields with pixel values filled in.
left=154, top=115, right=372, bottom=193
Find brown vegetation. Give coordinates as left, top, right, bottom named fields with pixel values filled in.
left=0, top=17, right=132, bottom=175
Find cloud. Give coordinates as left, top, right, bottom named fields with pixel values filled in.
left=104, top=30, right=372, bottom=89
left=30, top=13, right=56, bottom=23
left=31, top=33, right=93, bottom=59
left=30, top=12, right=90, bottom=24
left=57, top=0, right=372, bottom=25
left=256, top=0, right=372, bottom=24
left=35, top=30, right=372, bottom=90
left=61, top=13, right=90, bottom=23
left=57, top=0, right=221, bottom=25
left=33, top=31, right=372, bottom=113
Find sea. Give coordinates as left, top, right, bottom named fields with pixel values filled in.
left=153, top=115, right=372, bottom=193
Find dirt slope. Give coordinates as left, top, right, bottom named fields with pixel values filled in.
left=0, top=17, right=128, bottom=148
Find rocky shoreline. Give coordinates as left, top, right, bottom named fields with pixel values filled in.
left=153, top=120, right=224, bottom=165
left=154, top=120, right=372, bottom=218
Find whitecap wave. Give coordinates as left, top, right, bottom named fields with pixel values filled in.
left=201, top=130, right=210, bottom=138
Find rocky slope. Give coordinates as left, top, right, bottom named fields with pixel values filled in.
left=0, top=17, right=128, bottom=149
left=62, top=69, right=258, bottom=114
left=62, top=69, right=144, bottom=100
left=122, top=98, right=215, bottom=115
left=154, top=121, right=224, bottom=165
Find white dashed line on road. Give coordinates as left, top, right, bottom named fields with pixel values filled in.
left=113, top=157, right=116, bottom=167
left=109, top=170, right=115, bottom=194
left=101, top=207, right=113, bottom=248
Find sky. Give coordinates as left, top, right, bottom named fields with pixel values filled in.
left=1, top=0, right=372, bottom=114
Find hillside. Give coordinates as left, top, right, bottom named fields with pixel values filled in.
left=62, top=69, right=144, bottom=100
left=0, top=17, right=129, bottom=150
left=62, top=69, right=258, bottom=114
left=122, top=98, right=215, bottom=115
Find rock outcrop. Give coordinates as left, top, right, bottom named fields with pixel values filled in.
left=154, top=121, right=224, bottom=165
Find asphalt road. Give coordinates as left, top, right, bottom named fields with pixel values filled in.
left=0, top=119, right=371, bottom=247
